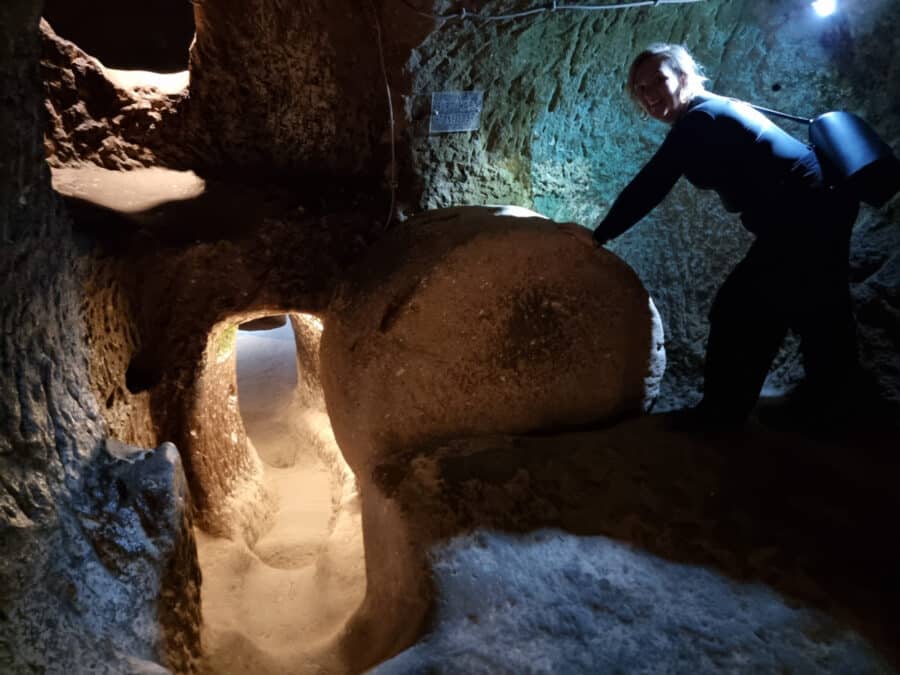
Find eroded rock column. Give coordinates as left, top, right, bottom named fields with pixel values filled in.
left=320, top=205, right=665, bottom=669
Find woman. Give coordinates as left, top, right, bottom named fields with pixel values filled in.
left=561, top=43, right=859, bottom=429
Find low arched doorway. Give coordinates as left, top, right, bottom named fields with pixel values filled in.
left=195, top=312, right=365, bottom=674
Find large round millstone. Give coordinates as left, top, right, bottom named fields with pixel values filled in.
left=321, top=206, right=665, bottom=471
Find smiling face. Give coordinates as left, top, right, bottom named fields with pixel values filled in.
left=632, top=57, right=689, bottom=124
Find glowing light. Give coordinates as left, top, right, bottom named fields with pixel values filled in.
left=812, top=0, right=837, bottom=17
left=102, top=67, right=189, bottom=95
left=492, top=205, right=548, bottom=219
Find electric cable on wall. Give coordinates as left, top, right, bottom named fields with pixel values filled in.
left=370, top=0, right=398, bottom=231
left=399, top=0, right=706, bottom=22
left=370, top=0, right=707, bottom=231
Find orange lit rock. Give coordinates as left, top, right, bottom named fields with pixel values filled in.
left=320, top=206, right=665, bottom=473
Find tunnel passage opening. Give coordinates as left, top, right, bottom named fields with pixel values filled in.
left=42, top=0, right=194, bottom=73
left=195, top=312, right=366, bottom=674
left=41, top=1, right=191, bottom=105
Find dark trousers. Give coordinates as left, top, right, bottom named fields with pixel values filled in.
left=701, top=188, right=859, bottom=421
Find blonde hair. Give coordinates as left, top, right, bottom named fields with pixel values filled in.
left=627, top=43, right=708, bottom=106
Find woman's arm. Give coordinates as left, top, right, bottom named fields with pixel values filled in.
left=591, top=124, right=690, bottom=246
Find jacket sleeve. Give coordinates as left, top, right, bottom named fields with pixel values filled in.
left=592, top=121, right=693, bottom=246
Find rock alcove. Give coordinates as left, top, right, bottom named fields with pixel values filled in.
left=2, top=0, right=900, bottom=673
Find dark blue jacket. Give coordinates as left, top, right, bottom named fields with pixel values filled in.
left=593, top=94, right=821, bottom=244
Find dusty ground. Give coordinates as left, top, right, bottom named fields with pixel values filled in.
left=366, top=409, right=900, bottom=674
left=197, top=323, right=366, bottom=675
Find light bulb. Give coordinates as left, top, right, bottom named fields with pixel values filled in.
left=812, top=0, right=837, bottom=17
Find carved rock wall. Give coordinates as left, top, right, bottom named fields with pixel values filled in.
left=185, top=0, right=384, bottom=177
left=0, top=1, right=200, bottom=671
left=40, top=21, right=187, bottom=170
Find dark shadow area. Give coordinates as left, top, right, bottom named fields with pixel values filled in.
left=377, top=415, right=900, bottom=668
left=56, top=183, right=283, bottom=249
left=54, top=172, right=388, bottom=252
left=42, top=0, right=194, bottom=72
left=125, top=353, right=161, bottom=394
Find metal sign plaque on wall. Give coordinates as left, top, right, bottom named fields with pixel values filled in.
left=429, top=90, right=484, bottom=133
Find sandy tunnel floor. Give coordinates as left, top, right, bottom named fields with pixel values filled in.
left=197, top=321, right=366, bottom=675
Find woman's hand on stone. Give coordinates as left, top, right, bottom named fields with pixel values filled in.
left=557, top=222, right=599, bottom=249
